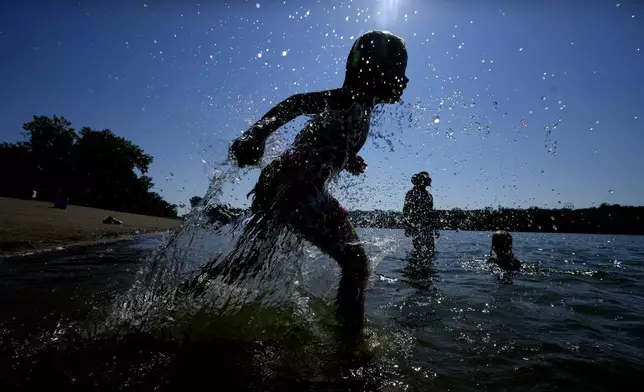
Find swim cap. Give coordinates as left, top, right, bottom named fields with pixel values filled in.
left=344, top=30, right=408, bottom=95
left=411, top=171, right=431, bottom=186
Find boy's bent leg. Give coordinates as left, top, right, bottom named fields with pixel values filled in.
left=288, top=192, right=370, bottom=338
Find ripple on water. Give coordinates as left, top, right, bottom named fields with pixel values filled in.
left=1, top=230, right=643, bottom=390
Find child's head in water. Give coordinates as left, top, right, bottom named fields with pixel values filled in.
left=491, top=230, right=513, bottom=257
left=344, top=30, right=408, bottom=103
left=490, top=230, right=521, bottom=271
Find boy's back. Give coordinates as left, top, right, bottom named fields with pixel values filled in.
left=287, top=89, right=373, bottom=178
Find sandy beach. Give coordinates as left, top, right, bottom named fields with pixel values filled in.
left=0, top=197, right=181, bottom=256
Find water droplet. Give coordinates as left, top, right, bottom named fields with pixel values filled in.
left=616, top=3, right=620, bottom=7
left=519, top=47, right=523, bottom=52
left=521, top=119, right=528, bottom=127
left=608, top=190, right=614, bottom=194
left=432, top=116, right=440, bottom=124
left=256, top=3, right=260, bottom=8
left=257, top=52, right=263, bottom=58
left=282, top=50, right=288, bottom=56
left=153, top=40, right=157, bottom=44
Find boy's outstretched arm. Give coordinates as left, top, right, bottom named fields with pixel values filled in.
left=230, top=91, right=333, bottom=167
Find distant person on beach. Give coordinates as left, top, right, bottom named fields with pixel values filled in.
left=189, top=30, right=409, bottom=343
left=54, top=187, right=69, bottom=209
left=403, top=171, right=439, bottom=255
left=488, top=230, right=521, bottom=271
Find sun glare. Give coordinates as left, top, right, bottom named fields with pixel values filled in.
left=375, top=0, right=403, bottom=27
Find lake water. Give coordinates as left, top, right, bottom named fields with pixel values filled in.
left=1, top=229, right=643, bottom=391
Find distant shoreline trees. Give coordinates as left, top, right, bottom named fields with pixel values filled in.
left=190, top=198, right=644, bottom=235
left=349, top=204, right=644, bottom=235
left=0, top=115, right=178, bottom=218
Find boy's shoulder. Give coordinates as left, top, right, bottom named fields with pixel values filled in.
left=293, top=88, right=365, bottom=110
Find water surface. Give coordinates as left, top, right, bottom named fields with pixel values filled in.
left=1, top=230, right=643, bottom=391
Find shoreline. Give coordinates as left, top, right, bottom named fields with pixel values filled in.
left=353, top=227, right=644, bottom=237
left=0, top=230, right=172, bottom=259
left=0, top=198, right=181, bottom=258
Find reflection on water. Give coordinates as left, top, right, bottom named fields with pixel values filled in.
left=1, top=230, right=644, bottom=391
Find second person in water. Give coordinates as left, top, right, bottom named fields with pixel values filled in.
left=403, top=171, right=440, bottom=256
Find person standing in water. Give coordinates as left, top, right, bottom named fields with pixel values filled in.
left=190, top=30, right=409, bottom=342
left=488, top=230, right=522, bottom=271
left=403, top=171, right=439, bottom=256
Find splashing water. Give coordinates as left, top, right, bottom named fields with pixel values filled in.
left=97, top=152, right=404, bottom=351
left=86, top=79, right=543, bottom=373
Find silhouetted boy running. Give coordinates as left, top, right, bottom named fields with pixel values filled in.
left=191, top=30, right=408, bottom=341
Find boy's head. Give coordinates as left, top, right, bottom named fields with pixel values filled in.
left=344, top=30, right=408, bottom=103
left=491, top=230, right=513, bottom=256
left=411, top=171, right=431, bottom=187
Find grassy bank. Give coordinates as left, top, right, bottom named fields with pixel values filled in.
left=0, top=198, right=181, bottom=256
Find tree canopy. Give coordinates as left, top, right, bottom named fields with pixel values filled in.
left=0, top=115, right=177, bottom=218
left=189, top=196, right=203, bottom=209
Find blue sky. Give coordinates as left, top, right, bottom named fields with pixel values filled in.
left=1, top=0, right=642, bottom=214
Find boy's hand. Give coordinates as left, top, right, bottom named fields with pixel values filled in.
left=345, top=155, right=367, bottom=175
left=230, top=134, right=265, bottom=168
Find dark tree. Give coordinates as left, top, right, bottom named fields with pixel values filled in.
left=0, top=115, right=177, bottom=218
left=20, top=115, right=77, bottom=199
left=189, top=196, right=203, bottom=209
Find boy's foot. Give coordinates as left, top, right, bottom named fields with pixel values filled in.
left=337, top=324, right=374, bottom=363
